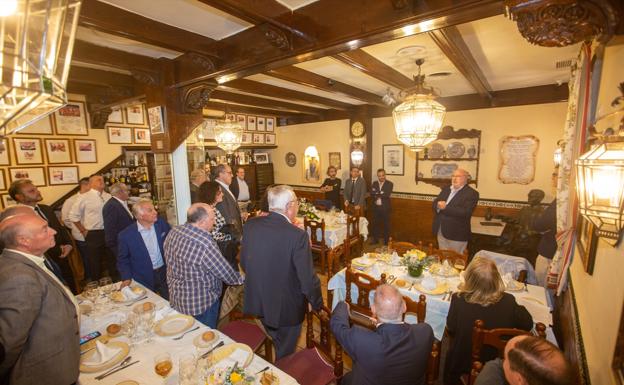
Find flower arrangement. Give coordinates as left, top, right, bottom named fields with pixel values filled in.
left=297, top=198, right=320, bottom=221
left=402, top=249, right=428, bottom=278
left=205, top=366, right=254, bottom=385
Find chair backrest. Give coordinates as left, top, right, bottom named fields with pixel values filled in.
left=426, top=340, right=441, bottom=385
left=431, top=247, right=468, bottom=264
left=388, top=238, right=417, bottom=256
left=346, top=214, right=360, bottom=241
left=345, top=264, right=386, bottom=317
left=327, top=242, right=345, bottom=278
left=344, top=204, right=362, bottom=217
left=403, top=294, right=427, bottom=323
left=471, top=319, right=547, bottom=361
left=306, top=305, right=343, bottom=378
left=304, top=217, right=327, bottom=248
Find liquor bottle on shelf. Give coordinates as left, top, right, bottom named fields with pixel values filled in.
left=139, top=154, right=146, bottom=166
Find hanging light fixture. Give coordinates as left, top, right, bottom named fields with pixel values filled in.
left=576, top=138, right=624, bottom=245
left=213, top=116, right=243, bottom=154
left=392, top=58, right=446, bottom=152
left=0, top=0, right=82, bottom=136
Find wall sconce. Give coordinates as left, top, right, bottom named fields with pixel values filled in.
left=553, top=140, right=565, bottom=167
left=350, top=148, right=364, bottom=167
left=304, top=145, right=319, bottom=158
left=576, top=138, right=624, bottom=245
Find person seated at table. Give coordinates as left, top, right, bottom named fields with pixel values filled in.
left=474, top=335, right=572, bottom=385
left=444, top=257, right=533, bottom=385
left=331, top=284, right=434, bottom=385
left=198, top=181, right=237, bottom=269
left=117, top=199, right=171, bottom=299
left=319, top=165, right=342, bottom=210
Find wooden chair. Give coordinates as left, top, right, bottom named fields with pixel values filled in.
left=430, top=247, right=469, bottom=265
left=344, top=204, right=363, bottom=217
left=387, top=238, right=417, bottom=256
left=403, top=294, right=427, bottom=324
left=219, top=310, right=273, bottom=362
left=345, top=265, right=386, bottom=329
left=276, top=306, right=343, bottom=385
left=304, top=217, right=329, bottom=274
left=345, top=214, right=362, bottom=260
left=427, top=340, right=442, bottom=385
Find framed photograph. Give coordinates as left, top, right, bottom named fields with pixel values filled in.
left=17, top=115, right=53, bottom=134
left=253, top=153, right=269, bottom=164
left=0, top=138, right=9, bottom=165
left=225, top=113, right=235, bottom=121
left=134, top=128, right=151, bottom=144
left=0, top=169, right=6, bottom=191
left=328, top=152, right=341, bottom=170
left=576, top=215, right=598, bottom=275
left=74, top=139, right=97, bottom=163
left=9, top=167, right=46, bottom=186
left=241, top=132, right=252, bottom=144
left=108, top=126, right=132, bottom=144
left=12, top=137, right=43, bottom=164
left=257, top=117, right=266, bottom=132
left=266, top=117, right=275, bottom=132
left=383, top=144, right=405, bottom=175
left=155, top=153, right=168, bottom=164
left=54, top=101, right=88, bottom=135
left=44, top=139, right=72, bottom=164
left=1, top=194, right=17, bottom=209
left=303, top=151, right=321, bottom=182
left=48, top=166, right=79, bottom=186
left=148, top=106, right=165, bottom=134
left=107, top=106, right=123, bottom=123
left=247, top=116, right=257, bottom=131
left=125, top=104, right=145, bottom=125
left=265, top=133, right=276, bottom=145
left=252, top=133, right=264, bottom=144
left=236, top=114, right=246, bottom=127
left=155, top=164, right=172, bottom=179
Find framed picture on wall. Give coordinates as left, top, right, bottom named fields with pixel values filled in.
left=134, top=128, right=151, bottom=144
left=0, top=138, right=9, bottom=165
left=107, top=106, right=123, bottom=124
left=253, top=153, right=269, bottom=164
left=148, top=106, right=165, bottom=134
left=12, top=137, right=44, bottom=165
left=0, top=169, right=6, bottom=191
left=383, top=144, right=405, bottom=175
left=303, top=151, right=321, bottom=182
left=9, top=167, right=46, bottom=186
left=247, top=116, right=257, bottom=131
left=241, top=132, right=252, bottom=144
left=125, top=104, right=145, bottom=125
left=17, top=115, right=53, bottom=135
left=48, top=166, right=79, bottom=186
left=266, top=117, right=275, bottom=132
left=74, top=139, right=97, bottom=163
left=252, top=133, right=264, bottom=144
left=54, top=101, right=88, bottom=135
left=329, top=152, right=341, bottom=170
left=264, top=133, right=275, bottom=145
left=108, top=126, right=132, bottom=144
left=1, top=194, right=17, bottom=209
left=225, top=113, right=235, bottom=121
left=257, top=117, right=265, bottom=132
left=576, top=215, right=598, bottom=275
left=236, top=114, right=246, bottom=127
left=44, top=139, right=72, bottom=164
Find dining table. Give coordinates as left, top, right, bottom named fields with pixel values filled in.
left=77, top=284, right=298, bottom=385
left=327, top=254, right=554, bottom=342
left=298, top=210, right=369, bottom=248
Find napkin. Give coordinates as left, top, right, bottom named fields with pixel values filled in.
left=501, top=272, right=514, bottom=286
left=391, top=252, right=400, bottom=265
left=154, top=306, right=174, bottom=322
left=369, top=264, right=381, bottom=278
left=82, top=341, right=121, bottom=366
left=421, top=276, right=438, bottom=291
left=121, top=286, right=140, bottom=300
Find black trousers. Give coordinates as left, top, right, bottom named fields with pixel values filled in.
left=153, top=266, right=169, bottom=300
left=85, top=230, right=119, bottom=281
left=372, top=206, right=391, bottom=244
left=262, top=322, right=302, bottom=360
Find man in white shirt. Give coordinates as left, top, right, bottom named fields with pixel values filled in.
left=68, top=175, right=114, bottom=281
left=230, top=167, right=251, bottom=212
left=62, top=177, right=91, bottom=280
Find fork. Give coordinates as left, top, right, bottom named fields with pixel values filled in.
left=125, top=295, right=148, bottom=306
left=94, top=356, right=132, bottom=380
left=172, top=326, right=200, bottom=340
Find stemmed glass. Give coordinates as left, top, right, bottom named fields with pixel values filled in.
left=83, top=281, right=99, bottom=310
left=179, top=353, right=197, bottom=385
left=99, top=277, right=113, bottom=310
left=154, top=352, right=173, bottom=384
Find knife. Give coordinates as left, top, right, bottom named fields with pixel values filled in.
left=200, top=341, right=224, bottom=359
left=95, top=360, right=139, bottom=380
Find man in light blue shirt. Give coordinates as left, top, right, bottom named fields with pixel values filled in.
left=117, top=199, right=171, bottom=299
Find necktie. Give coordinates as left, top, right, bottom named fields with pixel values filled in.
left=44, top=258, right=67, bottom=285
left=34, top=206, right=48, bottom=221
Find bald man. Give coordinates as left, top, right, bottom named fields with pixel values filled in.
left=330, top=285, right=434, bottom=385
left=0, top=215, right=79, bottom=384
left=0, top=206, right=37, bottom=253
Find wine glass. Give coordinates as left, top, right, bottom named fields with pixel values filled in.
left=99, top=277, right=113, bottom=309
left=179, top=353, right=197, bottom=385
left=83, top=281, right=99, bottom=308
left=154, top=352, right=173, bottom=384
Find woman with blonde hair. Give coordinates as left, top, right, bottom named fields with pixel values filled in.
left=443, top=257, right=533, bottom=385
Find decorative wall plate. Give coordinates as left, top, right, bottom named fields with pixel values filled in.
left=447, top=142, right=465, bottom=158
left=285, top=152, right=296, bottom=167
left=428, top=143, right=444, bottom=159
left=431, top=163, right=458, bottom=178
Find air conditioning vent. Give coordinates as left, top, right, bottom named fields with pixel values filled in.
left=555, top=59, right=573, bottom=69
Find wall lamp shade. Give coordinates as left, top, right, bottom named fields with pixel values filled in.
left=0, top=0, right=82, bottom=136
left=213, top=118, right=243, bottom=154
left=576, top=141, right=624, bottom=243
left=350, top=149, right=364, bottom=166
left=304, top=145, right=319, bottom=158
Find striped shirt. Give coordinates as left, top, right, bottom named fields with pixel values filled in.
left=164, top=222, right=243, bottom=316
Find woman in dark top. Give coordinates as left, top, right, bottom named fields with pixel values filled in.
left=320, top=165, right=341, bottom=209
left=197, top=181, right=236, bottom=266
left=444, top=257, right=533, bottom=385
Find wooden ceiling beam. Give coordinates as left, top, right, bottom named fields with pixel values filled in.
left=220, top=78, right=353, bottom=110
left=428, top=26, right=492, bottom=98
left=69, top=66, right=135, bottom=88
left=203, top=101, right=306, bottom=120
left=79, top=0, right=214, bottom=56
left=266, top=66, right=385, bottom=106
left=333, top=49, right=414, bottom=90
left=209, top=90, right=326, bottom=115
left=72, top=40, right=158, bottom=73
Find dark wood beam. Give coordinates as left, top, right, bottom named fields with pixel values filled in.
left=69, top=66, right=135, bottom=88
left=266, top=66, right=385, bottom=106
left=220, top=78, right=353, bottom=110
left=67, top=81, right=137, bottom=103
left=333, top=49, right=414, bottom=90
left=428, top=26, right=492, bottom=98
left=204, top=101, right=308, bottom=120
left=72, top=40, right=158, bottom=73
left=209, top=90, right=326, bottom=115
left=197, top=0, right=290, bottom=25
left=79, top=0, right=214, bottom=55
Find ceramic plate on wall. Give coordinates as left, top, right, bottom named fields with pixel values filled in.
left=447, top=142, right=465, bottom=158
left=428, top=143, right=444, bottom=159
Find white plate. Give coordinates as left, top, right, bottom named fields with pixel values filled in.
left=212, top=343, right=254, bottom=368
left=80, top=341, right=130, bottom=373
left=111, top=286, right=146, bottom=303
left=155, top=314, right=195, bottom=336
left=193, top=330, right=218, bottom=348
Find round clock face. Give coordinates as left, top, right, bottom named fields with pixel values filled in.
left=351, top=121, right=365, bottom=137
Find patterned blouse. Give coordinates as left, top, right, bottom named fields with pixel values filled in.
left=211, top=207, right=233, bottom=243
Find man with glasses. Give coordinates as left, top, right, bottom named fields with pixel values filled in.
left=212, top=164, right=243, bottom=245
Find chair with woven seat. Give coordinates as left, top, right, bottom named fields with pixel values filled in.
left=345, top=214, right=362, bottom=260
left=305, top=217, right=329, bottom=274
left=275, top=305, right=343, bottom=385
left=345, top=265, right=386, bottom=329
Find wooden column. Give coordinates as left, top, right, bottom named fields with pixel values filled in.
left=349, top=106, right=373, bottom=185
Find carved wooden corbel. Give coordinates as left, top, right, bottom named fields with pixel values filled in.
left=263, top=25, right=291, bottom=51
left=188, top=53, right=217, bottom=72
left=179, top=81, right=217, bottom=114
left=131, top=70, right=160, bottom=86
left=88, top=105, right=113, bottom=129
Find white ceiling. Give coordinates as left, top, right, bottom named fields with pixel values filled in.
left=275, top=0, right=319, bottom=11
left=76, top=26, right=182, bottom=58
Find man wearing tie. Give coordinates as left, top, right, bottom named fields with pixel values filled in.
left=344, top=166, right=367, bottom=214
left=8, top=179, right=75, bottom=290
left=370, top=169, right=393, bottom=245
left=432, top=169, right=479, bottom=254
left=103, top=183, right=134, bottom=268
left=212, top=164, right=243, bottom=266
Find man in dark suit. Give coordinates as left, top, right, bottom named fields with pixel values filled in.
left=213, top=164, right=243, bottom=242
left=344, top=166, right=367, bottom=213
left=117, top=199, right=171, bottom=299
left=241, top=185, right=323, bottom=359
left=432, top=168, right=479, bottom=254
left=331, top=284, right=434, bottom=385
left=8, top=179, right=76, bottom=290
left=0, top=214, right=80, bottom=384
left=189, top=169, right=207, bottom=203
left=371, top=168, right=393, bottom=245
left=103, top=182, right=134, bottom=280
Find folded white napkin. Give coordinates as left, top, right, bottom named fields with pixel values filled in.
left=121, top=286, right=140, bottom=300
left=83, top=341, right=121, bottom=366
left=502, top=272, right=514, bottom=286
left=421, top=276, right=437, bottom=291
left=391, top=252, right=400, bottom=264
left=369, top=264, right=381, bottom=278
left=154, top=306, right=174, bottom=322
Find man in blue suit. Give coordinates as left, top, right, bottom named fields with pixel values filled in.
left=103, top=183, right=134, bottom=280
left=117, top=199, right=171, bottom=299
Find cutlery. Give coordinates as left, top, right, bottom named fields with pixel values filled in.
left=125, top=295, right=148, bottom=306
left=387, top=275, right=396, bottom=284
left=95, top=360, right=139, bottom=380
left=408, top=282, right=415, bottom=291
left=173, top=326, right=200, bottom=340
left=94, top=356, right=131, bottom=379
left=200, top=341, right=224, bottom=359
left=256, top=366, right=270, bottom=374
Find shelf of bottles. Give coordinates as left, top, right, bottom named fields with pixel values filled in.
left=103, top=150, right=155, bottom=207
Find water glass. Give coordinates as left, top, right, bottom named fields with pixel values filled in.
left=83, top=281, right=99, bottom=310
left=154, top=352, right=173, bottom=384
left=179, top=353, right=197, bottom=384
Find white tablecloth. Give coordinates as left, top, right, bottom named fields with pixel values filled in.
left=300, top=211, right=369, bottom=248
left=328, top=258, right=553, bottom=341
left=471, top=216, right=506, bottom=237
left=78, top=286, right=298, bottom=385
left=474, top=249, right=538, bottom=286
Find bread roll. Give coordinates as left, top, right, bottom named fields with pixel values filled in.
left=202, top=331, right=215, bottom=342
left=107, top=323, right=121, bottom=335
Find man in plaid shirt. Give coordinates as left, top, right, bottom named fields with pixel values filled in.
left=164, top=203, right=243, bottom=328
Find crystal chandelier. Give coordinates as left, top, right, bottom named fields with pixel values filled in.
left=392, top=58, right=446, bottom=152
left=213, top=117, right=243, bottom=154
left=0, top=0, right=82, bottom=136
